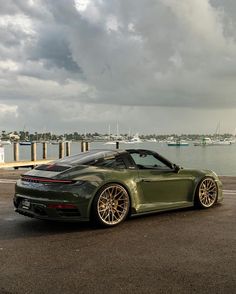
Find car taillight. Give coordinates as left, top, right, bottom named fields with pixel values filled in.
left=47, top=204, right=78, bottom=209
left=21, top=176, right=75, bottom=184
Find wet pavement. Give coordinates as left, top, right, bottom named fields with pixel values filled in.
left=0, top=171, right=235, bottom=294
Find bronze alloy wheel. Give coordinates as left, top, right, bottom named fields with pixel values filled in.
left=95, top=184, right=130, bottom=226
left=197, top=177, right=218, bottom=208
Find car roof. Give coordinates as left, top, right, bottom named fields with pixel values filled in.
left=54, top=149, right=128, bottom=166
left=54, top=149, right=158, bottom=165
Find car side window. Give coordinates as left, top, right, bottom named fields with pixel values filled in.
left=130, top=153, right=170, bottom=170
left=92, top=157, right=126, bottom=169
left=115, top=158, right=127, bottom=168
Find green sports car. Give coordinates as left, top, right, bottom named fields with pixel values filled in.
left=14, top=149, right=223, bottom=227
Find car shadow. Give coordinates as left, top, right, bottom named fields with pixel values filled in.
left=0, top=217, right=96, bottom=241
left=0, top=203, right=223, bottom=241
left=127, top=203, right=223, bottom=224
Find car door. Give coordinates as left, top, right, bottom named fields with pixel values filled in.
left=130, top=151, right=194, bottom=212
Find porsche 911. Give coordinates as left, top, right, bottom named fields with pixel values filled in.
left=14, top=149, right=223, bottom=227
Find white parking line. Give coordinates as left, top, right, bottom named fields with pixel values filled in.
left=0, top=179, right=17, bottom=184
left=223, top=190, right=236, bottom=195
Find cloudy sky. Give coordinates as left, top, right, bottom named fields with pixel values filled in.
left=0, top=0, right=236, bottom=135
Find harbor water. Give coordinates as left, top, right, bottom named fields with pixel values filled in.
left=2, top=141, right=236, bottom=176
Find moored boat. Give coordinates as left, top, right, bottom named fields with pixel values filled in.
left=194, top=137, right=234, bottom=146
left=194, top=137, right=212, bottom=146
left=211, top=138, right=234, bottom=145
left=167, top=139, right=189, bottom=146
left=146, top=138, right=157, bottom=142
left=104, top=141, right=116, bottom=145
left=125, top=134, right=143, bottom=144
left=19, top=141, right=32, bottom=146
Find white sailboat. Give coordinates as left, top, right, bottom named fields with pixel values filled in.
left=104, top=124, right=116, bottom=145
left=125, top=133, right=143, bottom=144
left=104, top=123, right=125, bottom=144
left=194, top=137, right=213, bottom=146
left=211, top=139, right=233, bottom=145
left=210, top=122, right=234, bottom=145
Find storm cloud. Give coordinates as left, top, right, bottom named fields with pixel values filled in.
left=0, top=0, right=236, bottom=133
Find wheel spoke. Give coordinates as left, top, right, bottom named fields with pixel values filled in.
left=114, top=189, right=123, bottom=199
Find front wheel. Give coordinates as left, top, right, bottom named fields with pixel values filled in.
left=195, top=177, right=218, bottom=208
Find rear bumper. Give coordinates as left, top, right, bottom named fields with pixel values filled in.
left=14, top=194, right=89, bottom=222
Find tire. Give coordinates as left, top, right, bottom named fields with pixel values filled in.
left=195, top=177, right=218, bottom=208
left=91, top=183, right=130, bottom=227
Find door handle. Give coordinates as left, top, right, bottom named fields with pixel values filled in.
left=141, top=178, right=152, bottom=182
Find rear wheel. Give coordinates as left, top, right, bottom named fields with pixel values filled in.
left=195, top=177, right=218, bottom=208
left=91, top=183, right=130, bottom=227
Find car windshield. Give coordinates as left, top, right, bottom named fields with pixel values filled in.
left=55, top=150, right=118, bottom=166
left=130, top=153, right=168, bottom=169
left=127, top=149, right=174, bottom=170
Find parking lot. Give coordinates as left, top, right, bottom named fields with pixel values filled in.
left=0, top=171, right=236, bottom=294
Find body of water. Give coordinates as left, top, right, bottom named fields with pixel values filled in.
left=2, top=141, right=236, bottom=176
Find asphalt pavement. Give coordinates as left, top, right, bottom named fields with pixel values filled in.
left=0, top=171, right=235, bottom=294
